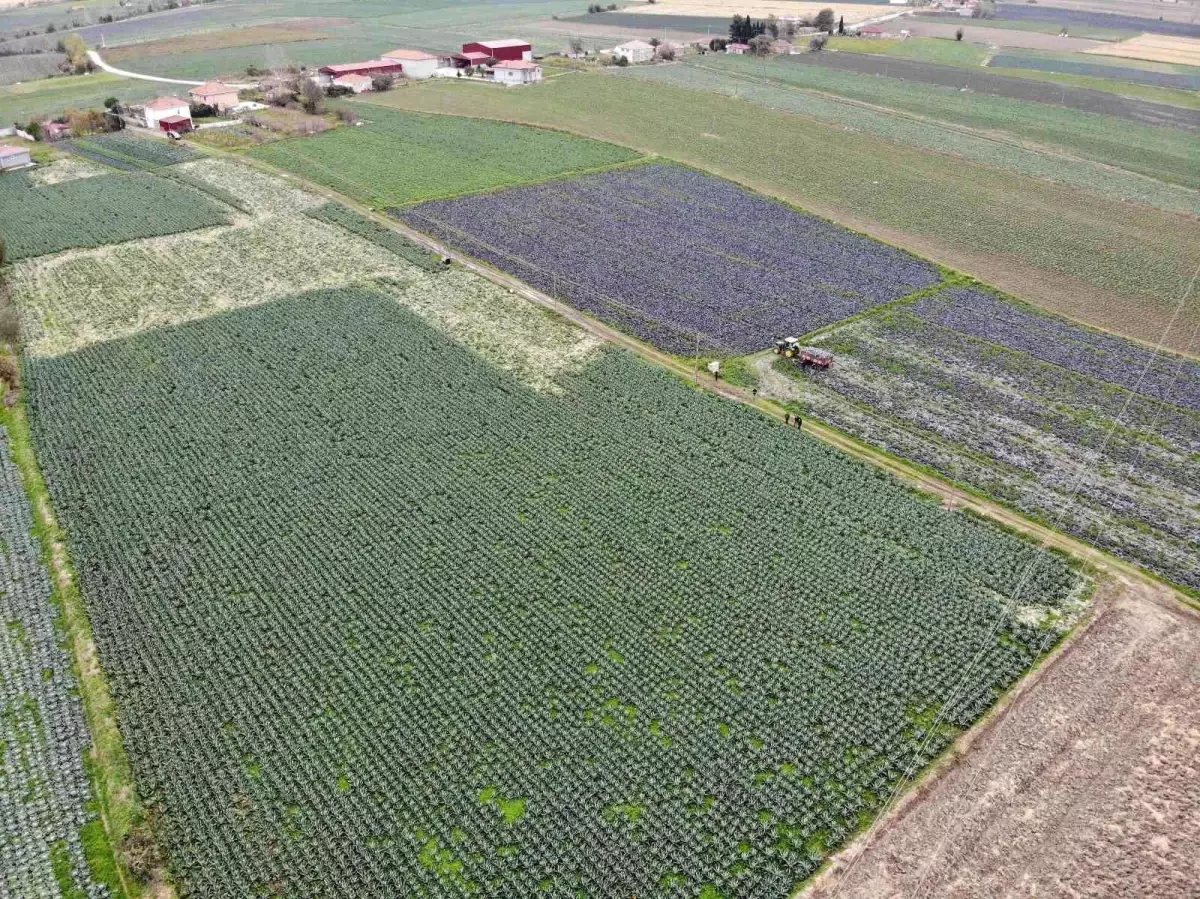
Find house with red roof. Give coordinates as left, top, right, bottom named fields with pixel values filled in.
left=491, top=60, right=543, bottom=85
left=141, top=96, right=192, bottom=132
left=461, top=39, right=532, bottom=62
left=188, top=81, right=240, bottom=112
left=316, top=60, right=403, bottom=86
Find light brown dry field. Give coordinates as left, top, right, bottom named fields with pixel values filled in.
left=904, top=21, right=1104, bottom=51
left=106, top=18, right=349, bottom=62
left=1087, top=32, right=1200, bottom=65
left=1031, top=0, right=1200, bottom=25
left=635, top=0, right=895, bottom=23
left=804, top=578, right=1200, bottom=899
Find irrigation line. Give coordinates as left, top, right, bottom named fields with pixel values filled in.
left=825, top=260, right=1200, bottom=899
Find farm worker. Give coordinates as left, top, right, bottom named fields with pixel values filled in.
left=796, top=416, right=803, bottom=430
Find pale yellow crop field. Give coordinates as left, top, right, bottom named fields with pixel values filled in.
left=1085, top=33, right=1200, bottom=66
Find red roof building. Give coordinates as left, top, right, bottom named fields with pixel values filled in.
left=158, top=115, right=193, bottom=134
left=318, top=60, right=404, bottom=78
left=461, top=39, right=531, bottom=62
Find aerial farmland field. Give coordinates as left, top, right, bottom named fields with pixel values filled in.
left=760, top=287, right=1200, bottom=593
left=400, top=162, right=941, bottom=354
left=24, top=282, right=1081, bottom=897
left=249, top=105, right=642, bottom=207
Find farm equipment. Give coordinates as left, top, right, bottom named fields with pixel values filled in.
left=773, top=338, right=834, bottom=368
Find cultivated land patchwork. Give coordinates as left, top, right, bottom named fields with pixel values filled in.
left=400, top=163, right=941, bottom=355
left=762, top=287, right=1200, bottom=592
left=25, top=285, right=1079, bottom=897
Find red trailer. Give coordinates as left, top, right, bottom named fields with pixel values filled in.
left=461, top=39, right=532, bottom=62
left=159, top=115, right=193, bottom=136
left=800, top=347, right=834, bottom=369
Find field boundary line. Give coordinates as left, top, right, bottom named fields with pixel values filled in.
left=0, top=392, right=176, bottom=899
left=207, top=146, right=1197, bottom=609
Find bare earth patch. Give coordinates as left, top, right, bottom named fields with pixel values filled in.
left=1086, top=33, right=1200, bottom=66
left=26, top=155, right=106, bottom=186
left=805, top=581, right=1200, bottom=899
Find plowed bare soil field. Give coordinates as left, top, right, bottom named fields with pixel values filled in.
left=806, top=582, right=1200, bottom=899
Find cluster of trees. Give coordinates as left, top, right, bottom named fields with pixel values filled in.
left=729, top=8, right=836, bottom=44
left=585, top=3, right=618, bottom=11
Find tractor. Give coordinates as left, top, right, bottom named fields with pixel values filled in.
left=773, top=336, right=802, bottom=358
left=773, top=338, right=834, bottom=369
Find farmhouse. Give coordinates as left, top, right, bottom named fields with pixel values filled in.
left=492, top=60, right=543, bottom=85
left=451, top=50, right=492, bottom=68
left=462, top=39, right=533, bottom=62
left=141, top=96, right=191, bottom=131
left=612, top=39, right=654, bottom=63
left=726, top=42, right=750, bottom=54
left=316, top=60, right=403, bottom=86
left=859, top=25, right=891, bottom=38
left=381, top=48, right=440, bottom=79
left=188, top=81, right=239, bottom=112
left=0, top=144, right=32, bottom=171
left=332, top=73, right=374, bottom=93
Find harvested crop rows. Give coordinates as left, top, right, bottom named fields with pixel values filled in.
left=0, top=431, right=105, bottom=899
left=249, top=105, right=642, bottom=208
left=987, top=52, right=1200, bottom=91
left=401, top=163, right=941, bottom=355
left=766, top=287, right=1200, bottom=592
left=25, top=286, right=1080, bottom=897
left=65, top=131, right=204, bottom=171
left=0, top=169, right=229, bottom=262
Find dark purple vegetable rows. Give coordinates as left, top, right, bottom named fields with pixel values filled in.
left=912, top=288, right=1200, bottom=413
left=397, top=164, right=940, bottom=355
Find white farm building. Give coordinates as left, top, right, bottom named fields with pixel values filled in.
left=492, top=60, right=543, bottom=85
left=0, top=144, right=32, bottom=171
left=381, top=48, right=441, bottom=80
left=612, top=39, right=654, bottom=63
left=142, top=96, right=191, bottom=130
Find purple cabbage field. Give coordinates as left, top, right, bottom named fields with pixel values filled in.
left=914, top=289, right=1200, bottom=413
left=398, top=163, right=940, bottom=354
left=768, top=286, right=1200, bottom=591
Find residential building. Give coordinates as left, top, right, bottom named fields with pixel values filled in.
left=492, top=60, right=543, bottom=85
left=612, top=39, right=654, bottom=63
left=381, top=48, right=441, bottom=80
left=188, top=81, right=240, bottom=112
left=726, top=42, right=750, bottom=54
left=0, top=144, right=32, bottom=171
left=142, top=96, right=191, bottom=130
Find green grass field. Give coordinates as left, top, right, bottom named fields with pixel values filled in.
left=248, top=104, right=641, bottom=208
left=357, top=75, right=1200, bottom=357
left=828, top=36, right=990, bottom=67
left=913, top=15, right=1139, bottom=41
left=0, top=73, right=158, bottom=126
left=703, top=55, right=1199, bottom=189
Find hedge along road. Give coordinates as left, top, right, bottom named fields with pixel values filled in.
left=792, top=51, right=1200, bottom=129
left=211, top=145, right=1197, bottom=610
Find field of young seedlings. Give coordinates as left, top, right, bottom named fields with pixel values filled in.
left=64, top=131, right=204, bottom=171
left=249, top=105, right=641, bottom=208
left=0, top=168, right=229, bottom=262
left=768, top=288, right=1200, bottom=592
left=400, top=163, right=941, bottom=354
left=24, top=284, right=1079, bottom=898
left=0, top=433, right=106, bottom=898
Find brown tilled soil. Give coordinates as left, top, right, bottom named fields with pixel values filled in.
left=805, top=581, right=1200, bottom=899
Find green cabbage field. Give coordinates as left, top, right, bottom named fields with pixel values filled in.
left=26, top=286, right=1080, bottom=898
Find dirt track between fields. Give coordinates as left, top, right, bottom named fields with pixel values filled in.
left=804, top=577, right=1200, bottom=899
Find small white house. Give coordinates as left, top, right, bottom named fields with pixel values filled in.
left=381, top=48, right=440, bottom=80
left=142, top=96, right=191, bottom=130
left=0, top=144, right=32, bottom=171
left=492, top=60, right=542, bottom=85
left=612, top=39, right=654, bottom=63
left=333, top=73, right=374, bottom=93
left=726, top=42, right=750, bottom=54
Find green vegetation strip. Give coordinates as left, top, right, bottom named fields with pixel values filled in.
left=248, top=104, right=642, bottom=207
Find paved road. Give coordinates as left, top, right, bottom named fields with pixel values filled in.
left=87, top=50, right=257, bottom=89
left=794, top=51, right=1200, bottom=130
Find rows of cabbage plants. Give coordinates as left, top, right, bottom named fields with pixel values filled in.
left=0, top=432, right=107, bottom=898
left=26, top=287, right=1079, bottom=898
left=786, top=287, right=1200, bottom=590
left=65, top=131, right=203, bottom=171
left=398, top=163, right=940, bottom=355
left=0, top=170, right=228, bottom=261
